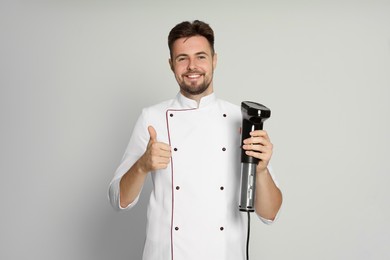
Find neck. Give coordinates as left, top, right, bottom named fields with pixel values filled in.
left=180, top=86, right=214, bottom=104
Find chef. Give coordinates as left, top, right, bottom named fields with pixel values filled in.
left=108, top=20, right=282, bottom=260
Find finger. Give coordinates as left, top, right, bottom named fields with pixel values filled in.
left=159, top=157, right=171, bottom=165
left=245, top=150, right=263, bottom=159
left=150, top=143, right=171, bottom=156
left=157, top=148, right=172, bottom=158
left=156, top=162, right=170, bottom=170
left=148, top=125, right=157, bottom=142
left=243, top=144, right=260, bottom=151
left=152, top=156, right=171, bottom=169
left=242, top=143, right=271, bottom=153
left=250, top=130, right=270, bottom=140
left=245, top=150, right=271, bottom=161
left=150, top=153, right=171, bottom=165
left=243, top=135, right=258, bottom=145
left=158, top=143, right=172, bottom=152
left=243, top=136, right=268, bottom=145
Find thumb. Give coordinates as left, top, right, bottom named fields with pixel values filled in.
left=148, top=125, right=157, bottom=142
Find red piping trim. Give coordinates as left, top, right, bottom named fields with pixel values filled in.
left=165, top=108, right=197, bottom=260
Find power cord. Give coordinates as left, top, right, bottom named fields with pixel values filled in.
left=246, top=211, right=251, bottom=260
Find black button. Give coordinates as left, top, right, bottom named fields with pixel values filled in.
left=170, top=113, right=174, bottom=117
left=220, top=186, right=224, bottom=190
left=223, top=114, right=227, bottom=117
left=222, top=147, right=226, bottom=151
left=176, top=186, right=180, bottom=190
left=220, top=227, right=224, bottom=231
left=175, top=227, right=179, bottom=231
left=174, top=148, right=178, bottom=151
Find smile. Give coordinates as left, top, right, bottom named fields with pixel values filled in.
left=185, top=74, right=202, bottom=79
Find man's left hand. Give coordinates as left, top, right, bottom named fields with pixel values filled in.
left=242, top=130, right=273, bottom=174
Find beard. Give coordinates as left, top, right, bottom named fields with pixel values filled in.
left=178, top=71, right=214, bottom=96
left=179, top=80, right=210, bottom=96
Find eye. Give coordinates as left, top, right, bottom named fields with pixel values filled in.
left=198, top=55, right=206, bottom=59
left=176, top=56, right=188, bottom=62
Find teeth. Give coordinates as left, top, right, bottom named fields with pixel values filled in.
left=187, top=74, right=200, bottom=78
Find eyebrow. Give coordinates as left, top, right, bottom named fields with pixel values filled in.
left=175, top=51, right=210, bottom=60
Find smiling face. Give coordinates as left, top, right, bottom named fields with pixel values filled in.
left=169, top=35, right=217, bottom=101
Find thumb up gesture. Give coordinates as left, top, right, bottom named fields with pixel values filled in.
left=139, top=126, right=172, bottom=173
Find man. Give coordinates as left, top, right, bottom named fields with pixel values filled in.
left=109, top=20, right=282, bottom=260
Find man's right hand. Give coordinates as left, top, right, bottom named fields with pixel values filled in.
left=119, top=126, right=171, bottom=208
left=139, top=126, right=172, bottom=173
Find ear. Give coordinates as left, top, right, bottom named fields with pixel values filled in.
left=169, top=58, right=174, bottom=71
left=212, top=53, right=218, bottom=69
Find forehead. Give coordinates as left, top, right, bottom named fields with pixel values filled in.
left=171, top=35, right=212, bottom=57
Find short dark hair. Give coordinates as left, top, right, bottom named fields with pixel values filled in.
left=168, top=20, right=215, bottom=58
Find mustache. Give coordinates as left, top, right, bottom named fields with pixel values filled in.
left=183, top=71, right=204, bottom=76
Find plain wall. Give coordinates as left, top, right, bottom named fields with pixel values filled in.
left=1, top=0, right=389, bottom=259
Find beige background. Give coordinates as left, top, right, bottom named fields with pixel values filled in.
left=1, top=0, right=389, bottom=259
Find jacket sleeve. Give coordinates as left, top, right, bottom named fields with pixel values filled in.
left=108, top=109, right=149, bottom=211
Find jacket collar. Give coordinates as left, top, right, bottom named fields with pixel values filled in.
left=176, top=92, right=217, bottom=109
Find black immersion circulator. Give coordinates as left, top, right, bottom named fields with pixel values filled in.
left=239, top=101, right=271, bottom=212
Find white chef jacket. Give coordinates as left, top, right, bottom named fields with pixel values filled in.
left=108, top=92, right=280, bottom=260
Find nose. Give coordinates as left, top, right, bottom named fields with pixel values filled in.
left=187, top=58, right=196, bottom=71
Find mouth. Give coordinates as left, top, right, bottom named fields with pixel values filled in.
left=184, top=73, right=203, bottom=81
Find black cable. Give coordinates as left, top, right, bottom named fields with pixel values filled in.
left=246, top=211, right=250, bottom=260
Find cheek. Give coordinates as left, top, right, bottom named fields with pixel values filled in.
left=203, top=61, right=214, bottom=70
left=173, top=64, right=187, bottom=75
